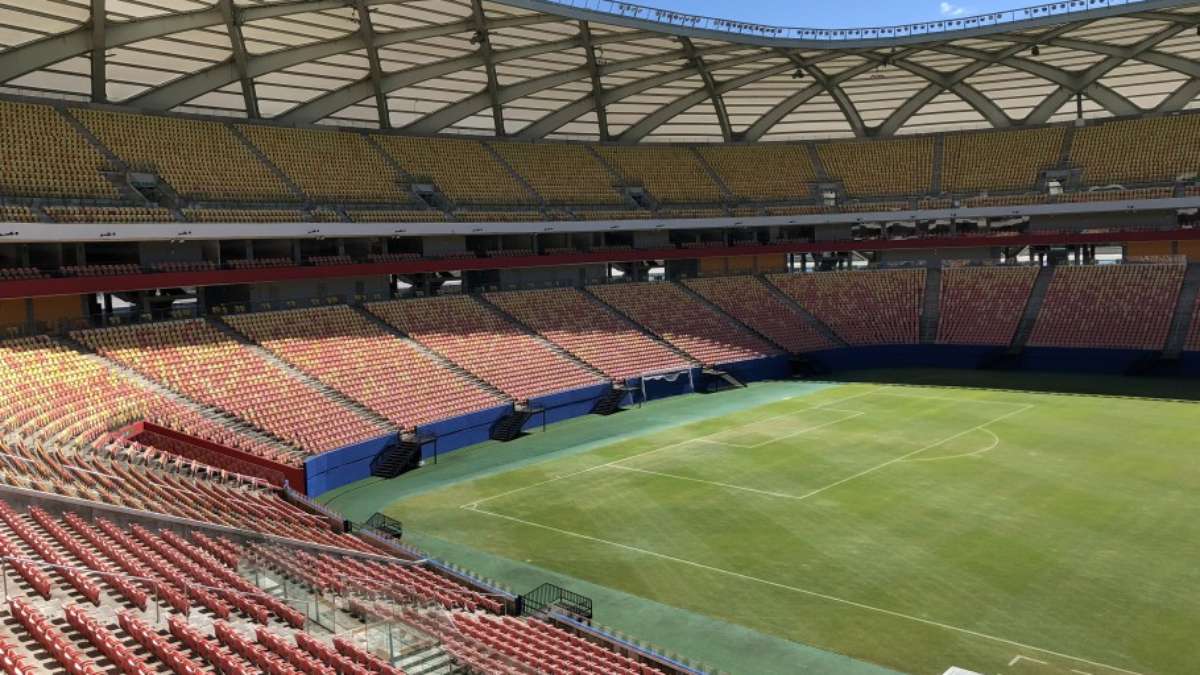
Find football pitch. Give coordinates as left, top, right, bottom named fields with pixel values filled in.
left=325, top=374, right=1200, bottom=675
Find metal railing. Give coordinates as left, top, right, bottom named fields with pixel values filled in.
left=541, top=0, right=1153, bottom=41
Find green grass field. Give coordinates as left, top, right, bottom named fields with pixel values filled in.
left=329, top=375, right=1200, bottom=675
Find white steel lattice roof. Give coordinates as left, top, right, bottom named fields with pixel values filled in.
left=1, top=0, right=1198, bottom=142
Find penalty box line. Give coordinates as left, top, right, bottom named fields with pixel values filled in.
left=463, top=502, right=1142, bottom=675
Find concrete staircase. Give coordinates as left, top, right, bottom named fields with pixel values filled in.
left=472, top=294, right=611, bottom=382
left=930, top=134, right=945, bottom=195
left=209, top=317, right=396, bottom=433
left=576, top=287, right=700, bottom=366
left=673, top=281, right=787, bottom=354
left=689, top=147, right=735, bottom=203
left=479, top=141, right=545, bottom=207
left=1163, top=263, right=1200, bottom=359
left=226, top=123, right=309, bottom=202
left=758, top=275, right=848, bottom=347
left=920, top=267, right=941, bottom=344
left=1008, top=265, right=1055, bottom=353
left=397, top=643, right=459, bottom=675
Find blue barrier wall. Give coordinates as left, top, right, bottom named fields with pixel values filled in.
left=1180, top=352, right=1200, bottom=377
left=416, top=403, right=512, bottom=460
left=721, top=354, right=793, bottom=382
left=525, top=383, right=612, bottom=429
left=808, top=345, right=997, bottom=371
left=305, top=434, right=397, bottom=496
left=1016, top=347, right=1152, bottom=374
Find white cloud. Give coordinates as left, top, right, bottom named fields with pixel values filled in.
left=939, top=1, right=968, bottom=16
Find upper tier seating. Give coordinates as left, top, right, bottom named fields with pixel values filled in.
left=683, top=276, right=835, bottom=353
left=768, top=270, right=926, bottom=345
left=492, top=141, right=622, bottom=205
left=45, top=206, right=172, bottom=224
left=73, top=320, right=386, bottom=458
left=593, top=145, right=724, bottom=203
left=1029, top=263, right=1184, bottom=350
left=374, top=135, right=531, bottom=205
left=239, top=125, right=411, bottom=203
left=1071, top=115, right=1200, bottom=186
left=367, top=296, right=604, bottom=401
left=74, top=109, right=295, bottom=201
left=697, top=144, right=817, bottom=201
left=937, top=266, right=1039, bottom=345
left=587, top=282, right=780, bottom=365
left=224, top=306, right=504, bottom=429
left=0, top=101, right=116, bottom=199
left=942, top=126, right=1065, bottom=193
left=183, top=208, right=306, bottom=223
left=483, top=288, right=693, bottom=380
left=818, top=137, right=933, bottom=197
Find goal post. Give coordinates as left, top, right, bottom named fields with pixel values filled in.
left=638, top=367, right=695, bottom=406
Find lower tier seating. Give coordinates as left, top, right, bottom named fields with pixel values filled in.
left=1029, top=263, right=1184, bottom=350
left=367, top=296, right=604, bottom=401
left=1187, top=293, right=1200, bottom=352
left=937, top=266, right=1039, bottom=346
left=483, top=288, right=694, bottom=380
left=587, top=282, right=781, bottom=366
left=768, top=270, right=926, bottom=345
left=683, top=276, right=835, bottom=354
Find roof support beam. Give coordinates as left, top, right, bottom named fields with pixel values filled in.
left=220, top=0, right=259, bottom=118
left=874, top=54, right=1014, bottom=135
left=781, top=51, right=865, bottom=138
left=471, top=0, right=505, bottom=136
left=90, top=0, right=105, bottom=102
left=354, top=0, right=390, bottom=128
left=579, top=21, right=610, bottom=142
left=679, top=37, right=733, bottom=142
left=1155, top=77, right=1200, bottom=112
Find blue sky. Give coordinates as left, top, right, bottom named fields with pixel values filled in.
left=629, top=0, right=1038, bottom=28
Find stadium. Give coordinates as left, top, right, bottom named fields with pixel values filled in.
left=0, top=0, right=1198, bottom=672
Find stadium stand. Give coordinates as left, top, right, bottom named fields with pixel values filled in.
left=367, top=296, right=605, bottom=401
left=1056, top=187, right=1174, bottom=203
left=455, top=210, right=545, bottom=222
left=226, top=258, right=293, bottom=269
left=941, top=127, right=1065, bottom=193
left=587, top=282, right=780, bottom=365
left=937, top=266, right=1039, bottom=345
left=60, top=264, right=141, bottom=277
left=574, top=209, right=654, bottom=220
left=223, top=306, right=505, bottom=430
left=492, top=141, right=622, bottom=205
left=184, top=208, right=306, bottom=223
left=696, top=144, right=818, bottom=201
left=683, top=276, right=835, bottom=353
left=73, top=320, right=387, bottom=458
left=374, top=135, right=532, bottom=205
left=348, top=209, right=445, bottom=223
left=0, top=100, right=116, bottom=200
left=593, top=145, right=725, bottom=203
left=74, top=109, right=296, bottom=202
left=483, top=288, right=694, bottom=380
left=1070, top=115, right=1200, bottom=186
left=0, top=267, right=44, bottom=280
left=817, top=137, right=934, bottom=197
left=768, top=269, right=926, bottom=345
left=1029, top=263, right=1184, bottom=351
left=0, top=205, right=37, bottom=222
left=238, top=125, right=410, bottom=203
left=44, top=206, right=172, bottom=224
left=1187, top=294, right=1200, bottom=352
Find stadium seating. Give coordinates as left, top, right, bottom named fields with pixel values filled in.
left=1029, top=263, right=1184, bottom=350
left=1186, top=293, right=1200, bottom=352
left=455, top=210, right=545, bottom=222
left=374, top=135, right=532, bottom=205
left=74, top=109, right=296, bottom=201
left=307, top=255, right=353, bottom=266
left=449, top=613, right=650, bottom=675
left=587, top=282, right=781, bottom=365
left=348, top=209, right=445, bottom=222
left=60, top=263, right=141, bottom=277
left=768, top=269, right=926, bottom=345
left=44, top=206, right=172, bottom=224
left=942, top=127, right=1064, bottom=193
left=0, top=100, right=116, bottom=199
left=696, top=144, right=818, bottom=201
left=1070, top=115, right=1200, bottom=186
left=224, top=306, right=505, bottom=429
left=483, top=288, right=694, bottom=380
left=239, top=125, right=411, bottom=203
left=0, top=205, right=37, bottom=222
left=937, top=266, right=1039, bottom=345
left=227, top=257, right=293, bottom=269
left=491, top=141, right=622, bottom=205
left=574, top=209, right=654, bottom=220
left=73, top=320, right=387, bottom=457
left=817, top=137, right=934, bottom=197
left=683, top=276, right=835, bottom=353
left=366, top=296, right=604, bottom=401
left=183, top=208, right=307, bottom=223
left=593, top=145, right=725, bottom=203
left=0, top=267, right=45, bottom=280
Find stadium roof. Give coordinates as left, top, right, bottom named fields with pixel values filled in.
left=1, top=0, right=1198, bottom=142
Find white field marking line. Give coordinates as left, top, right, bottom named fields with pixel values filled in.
left=788, top=403, right=1035, bottom=503
left=463, top=386, right=885, bottom=509
left=900, top=427, right=1001, bottom=463
left=1010, top=654, right=1050, bottom=666
left=868, top=391, right=1031, bottom=405
left=1073, top=669, right=1096, bottom=675
left=462, top=504, right=1143, bottom=675
left=690, top=408, right=867, bottom=449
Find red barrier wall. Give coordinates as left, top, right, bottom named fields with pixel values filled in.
left=126, top=422, right=305, bottom=492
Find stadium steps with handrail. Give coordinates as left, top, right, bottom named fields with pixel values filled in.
left=351, top=305, right=512, bottom=402
left=1008, top=265, right=1055, bottom=354
left=576, top=287, right=701, bottom=367
left=472, top=293, right=612, bottom=382
left=757, top=275, right=848, bottom=348
left=931, top=134, right=945, bottom=195
left=673, top=280, right=792, bottom=354
left=226, top=123, right=308, bottom=202
left=1162, top=262, right=1200, bottom=358
left=688, top=147, right=735, bottom=204
left=210, top=316, right=397, bottom=433
left=479, top=141, right=546, bottom=208
left=55, top=334, right=296, bottom=456
left=920, top=267, right=941, bottom=344
left=806, top=142, right=831, bottom=182
left=57, top=109, right=155, bottom=208
left=1058, top=123, right=1077, bottom=166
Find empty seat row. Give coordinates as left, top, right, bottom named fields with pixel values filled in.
left=937, top=266, right=1039, bottom=346
left=768, top=269, right=926, bottom=345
